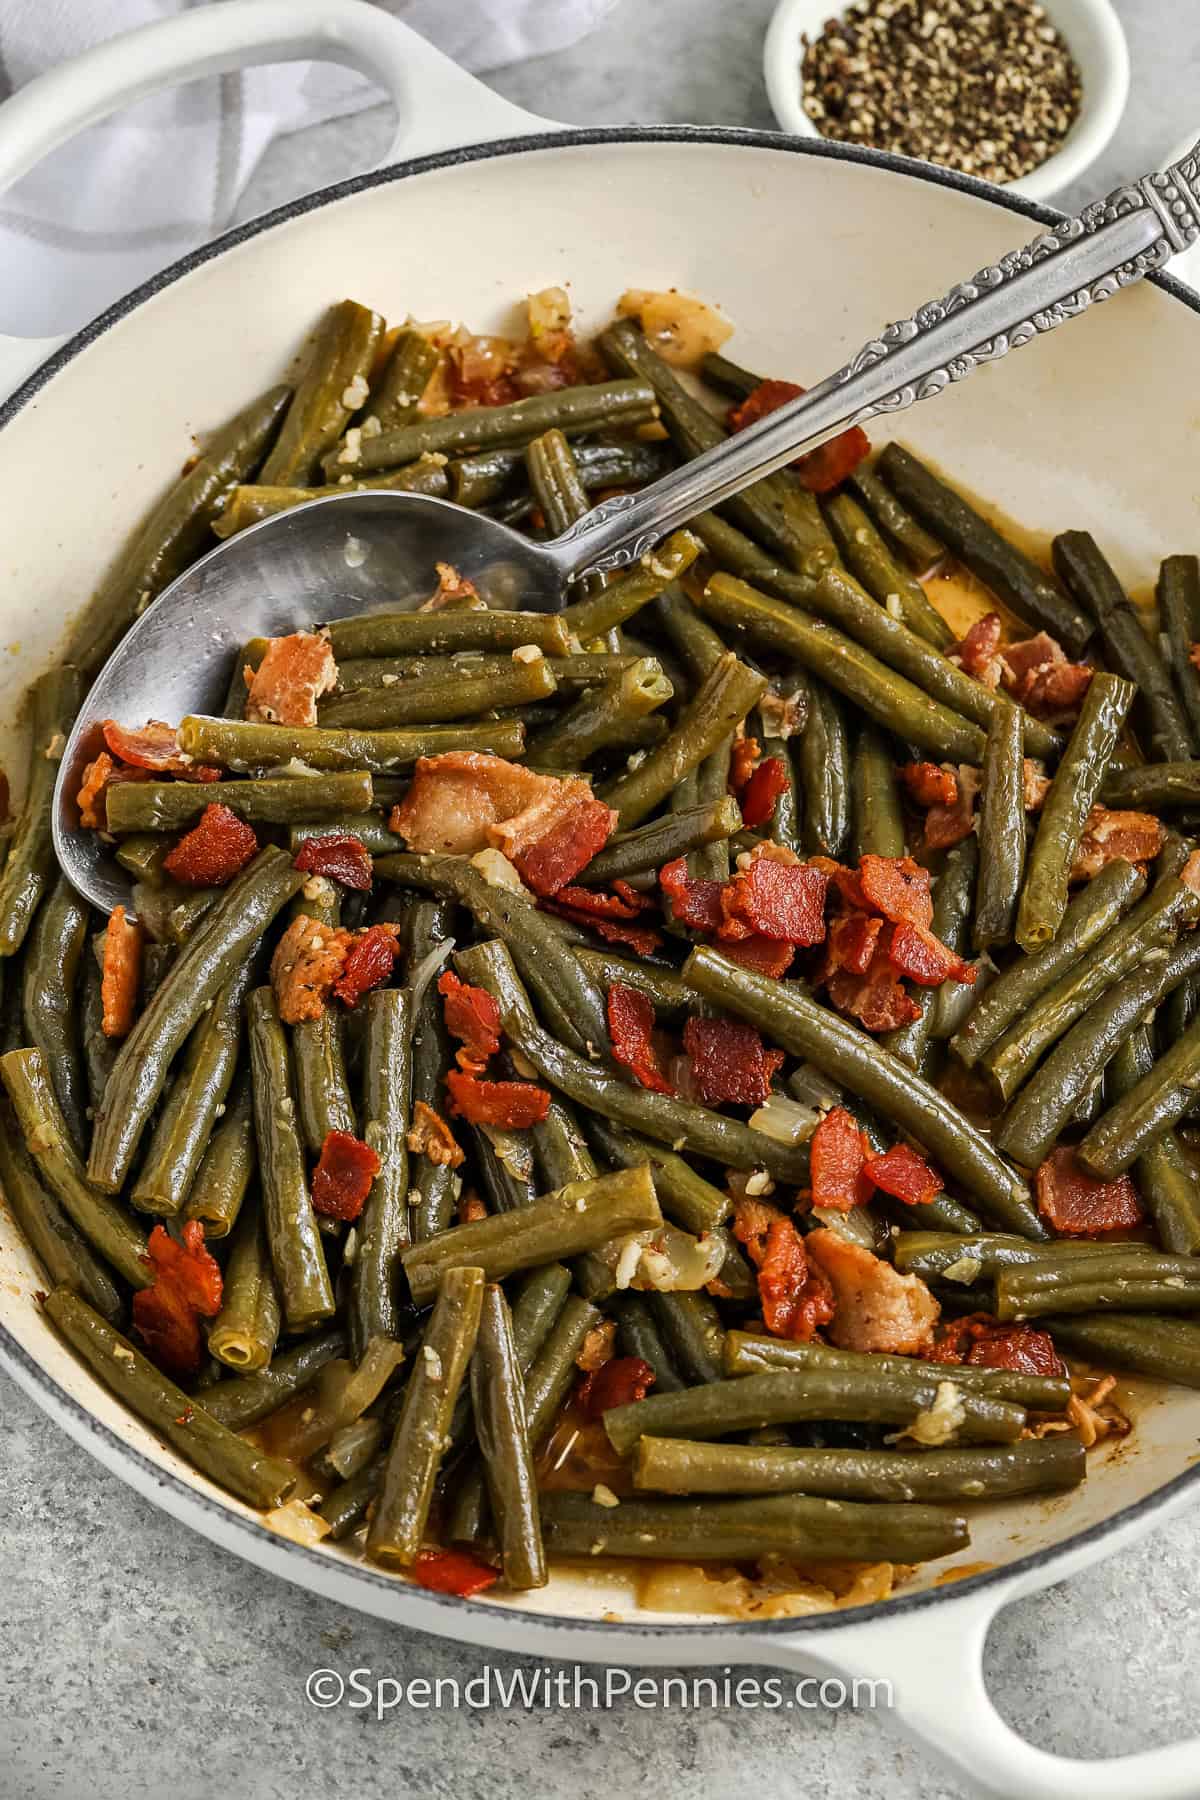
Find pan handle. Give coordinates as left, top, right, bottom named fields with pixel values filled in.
left=0, top=0, right=551, bottom=402
left=754, top=1570, right=1200, bottom=1798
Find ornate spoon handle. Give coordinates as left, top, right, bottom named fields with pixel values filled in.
left=549, top=144, right=1200, bottom=581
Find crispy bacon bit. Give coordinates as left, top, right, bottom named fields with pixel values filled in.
left=1035, top=1146, right=1144, bottom=1236
left=724, top=935, right=797, bottom=978
left=933, top=1313, right=1066, bottom=1379
left=311, top=1129, right=381, bottom=1221
left=445, top=1072, right=551, bottom=1128
left=952, top=613, right=1004, bottom=687
left=447, top=334, right=521, bottom=409
left=412, top=1546, right=499, bottom=1598
left=1070, top=807, right=1165, bottom=882
left=822, top=912, right=884, bottom=979
left=438, top=970, right=502, bottom=1075
left=422, top=561, right=481, bottom=611
left=812, top=855, right=868, bottom=910
left=739, top=757, right=790, bottom=830
left=1183, top=850, right=1200, bottom=898
left=660, top=857, right=725, bottom=932
left=810, top=1107, right=874, bottom=1212
left=806, top=1227, right=939, bottom=1355
left=719, top=854, right=828, bottom=946
left=245, top=630, right=337, bottom=727
left=510, top=795, right=616, bottom=897
left=577, top=1356, right=656, bottom=1418
left=552, top=882, right=652, bottom=920
left=101, top=719, right=220, bottom=781
left=886, top=921, right=977, bottom=988
left=562, top=912, right=665, bottom=956
left=682, top=1016, right=783, bottom=1108
left=131, top=1221, right=222, bottom=1379
left=728, top=379, right=869, bottom=493
left=406, top=1100, right=465, bottom=1169
left=333, top=923, right=402, bottom=1008
left=728, top=735, right=760, bottom=795
left=608, top=985, right=674, bottom=1095
left=733, top=1200, right=835, bottom=1340
left=1000, top=631, right=1093, bottom=724
left=863, top=1142, right=944, bottom=1207
left=924, top=764, right=980, bottom=850
left=101, top=906, right=144, bottom=1039
left=826, top=951, right=920, bottom=1032
left=900, top=762, right=958, bottom=809
left=292, top=833, right=373, bottom=891
left=270, top=915, right=353, bottom=1024
left=1023, top=760, right=1052, bottom=811
left=577, top=1319, right=617, bottom=1372
left=858, top=854, right=934, bottom=928
left=76, top=750, right=151, bottom=830
left=163, top=803, right=258, bottom=887
left=458, top=1188, right=488, bottom=1225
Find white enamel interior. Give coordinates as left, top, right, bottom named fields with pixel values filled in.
left=3, top=134, right=1200, bottom=1647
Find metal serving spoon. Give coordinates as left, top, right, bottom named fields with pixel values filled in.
left=56, top=142, right=1200, bottom=912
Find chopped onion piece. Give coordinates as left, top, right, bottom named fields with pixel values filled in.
left=470, top=847, right=527, bottom=892
left=617, top=289, right=733, bottom=369
left=409, top=934, right=454, bottom=1018
left=264, top=1500, right=332, bottom=1546
left=749, top=1092, right=820, bottom=1146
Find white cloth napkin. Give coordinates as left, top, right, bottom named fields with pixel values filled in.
left=0, top=0, right=616, bottom=336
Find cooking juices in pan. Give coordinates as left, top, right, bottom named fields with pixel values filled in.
left=9, top=287, right=1200, bottom=1616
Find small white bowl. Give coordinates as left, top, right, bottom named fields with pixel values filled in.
left=763, top=0, right=1129, bottom=202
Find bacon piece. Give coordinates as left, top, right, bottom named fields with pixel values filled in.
left=1070, top=807, right=1165, bottom=882
left=659, top=857, right=725, bottom=932
left=1035, top=1146, right=1144, bottom=1236
left=681, top=1016, right=783, bottom=1108
left=608, top=984, right=674, bottom=1094
left=311, top=1129, right=381, bottom=1221
left=406, top=1100, right=465, bottom=1170
left=76, top=751, right=151, bottom=831
left=722, top=935, right=795, bottom=979
left=292, top=833, right=373, bottom=891
left=933, top=1313, right=1066, bottom=1379
left=131, top=1221, right=223, bottom=1380
left=412, top=1546, right=500, bottom=1598
left=577, top=1356, right=656, bottom=1418
left=1184, top=850, right=1200, bottom=898
left=512, top=796, right=617, bottom=897
left=719, top=854, right=828, bottom=946
left=900, top=762, right=958, bottom=809
left=551, top=882, right=652, bottom=920
left=863, top=1142, right=944, bottom=1207
left=952, top=613, right=1004, bottom=688
left=576, top=1320, right=617, bottom=1372
left=811, top=856, right=869, bottom=911
left=270, top=915, right=352, bottom=1024
left=438, top=970, right=502, bottom=1075
left=1022, top=659, right=1093, bottom=722
left=422, top=561, right=482, bottom=611
left=1191, top=644, right=1200, bottom=675
left=821, top=912, right=883, bottom=979
left=1023, top=760, right=1052, bottom=811
left=857, top=853, right=934, bottom=928
left=333, top=923, right=402, bottom=1007
left=163, top=803, right=259, bottom=887
left=806, top=1227, right=939, bottom=1355
left=447, top=334, right=521, bottom=410
left=445, top=1072, right=551, bottom=1128
left=245, top=630, right=337, bottom=727
left=458, top=1188, right=488, bottom=1225
left=728, top=379, right=869, bottom=493
left=733, top=1200, right=835, bottom=1340
left=826, top=948, right=920, bottom=1032
left=810, top=1107, right=874, bottom=1212
left=739, top=757, right=790, bottom=830
left=555, top=911, right=664, bottom=956
left=101, top=719, right=220, bottom=781
left=100, top=906, right=144, bottom=1039
left=924, top=764, right=980, bottom=850
left=1000, top=630, right=1063, bottom=695
left=886, top=921, right=977, bottom=988
left=728, top=735, right=759, bottom=795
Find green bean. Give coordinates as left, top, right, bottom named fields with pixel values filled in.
left=892, top=1230, right=1160, bottom=1284
left=1077, top=1011, right=1200, bottom=1179
left=1015, top=672, right=1135, bottom=951
left=723, top=1329, right=1069, bottom=1412
left=648, top=1291, right=724, bottom=1385
left=0, top=1099, right=121, bottom=1320
left=471, top=1285, right=546, bottom=1589
left=559, top=531, right=701, bottom=643
left=878, top=444, right=1092, bottom=655
left=571, top=947, right=698, bottom=1019
left=129, top=882, right=219, bottom=946
left=1, top=1048, right=149, bottom=1286
left=1102, top=763, right=1200, bottom=811
left=582, top=797, right=741, bottom=885
left=114, top=833, right=171, bottom=887
left=653, top=585, right=726, bottom=683
left=260, top=300, right=384, bottom=485
left=539, top=1488, right=968, bottom=1563
left=80, top=942, right=117, bottom=1120
left=369, top=326, right=438, bottom=428
left=525, top=428, right=603, bottom=610
left=1037, top=1313, right=1200, bottom=1387
left=177, top=715, right=525, bottom=777
left=0, top=668, right=84, bottom=957
left=850, top=722, right=905, bottom=862
left=21, top=876, right=89, bottom=1151
left=688, top=738, right=733, bottom=882
left=1108, top=1027, right=1200, bottom=1255
left=634, top=1435, right=1083, bottom=1501
left=583, top=1118, right=732, bottom=1236
left=334, top=651, right=557, bottom=695
left=983, top=873, right=1200, bottom=1103
left=328, top=608, right=571, bottom=661
left=183, top=1069, right=255, bottom=1238
left=849, top=468, right=947, bottom=575
left=246, top=987, right=335, bottom=1331
left=212, top=460, right=451, bottom=538
left=608, top=1292, right=685, bottom=1393
left=973, top=699, right=1025, bottom=951
left=320, top=1453, right=390, bottom=1538
left=367, top=1265, right=483, bottom=1567
left=698, top=350, right=760, bottom=397
left=66, top=387, right=290, bottom=673
left=797, top=681, right=851, bottom=858
left=1158, top=555, right=1200, bottom=750
left=401, top=1167, right=661, bottom=1307
left=106, top=770, right=373, bottom=835
left=698, top=572, right=985, bottom=763
left=42, top=1288, right=297, bottom=1510
left=319, top=656, right=557, bottom=731
left=1053, top=531, right=1194, bottom=763
left=201, top=1328, right=347, bottom=1431
left=348, top=988, right=412, bottom=1358
left=997, top=930, right=1200, bottom=1168
left=997, top=1262, right=1200, bottom=1320
left=530, top=1097, right=598, bottom=1192
left=89, top=848, right=302, bottom=1190
left=402, top=900, right=459, bottom=1245
left=207, top=1201, right=281, bottom=1373
left=453, top=439, right=671, bottom=509
left=951, top=857, right=1147, bottom=1069
left=883, top=837, right=976, bottom=1072
left=474, top=1121, right=538, bottom=1215
left=685, top=946, right=1041, bottom=1234
left=528, top=658, right=673, bottom=769
left=825, top=489, right=954, bottom=648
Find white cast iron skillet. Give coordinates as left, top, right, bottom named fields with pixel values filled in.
left=1, top=6, right=1199, bottom=1792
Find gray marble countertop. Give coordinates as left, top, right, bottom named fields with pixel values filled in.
left=5, top=2, right=1200, bottom=1796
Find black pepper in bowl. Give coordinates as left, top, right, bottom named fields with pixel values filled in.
left=801, top=0, right=1083, bottom=185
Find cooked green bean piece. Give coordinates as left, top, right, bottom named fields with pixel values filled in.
left=42, top=1289, right=296, bottom=1509
left=584, top=1118, right=732, bottom=1236
left=849, top=468, right=946, bottom=575
left=973, top=699, right=1025, bottom=951
left=0, top=1099, right=121, bottom=1320
left=114, top=832, right=171, bottom=887
left=471, top=1285, right=546, bottom=1589
left=559, top=531, right=701, bottom=643
left=183, top=1069, right=255, bottom=1238
left=685, top=946, right=1042, bottom=1235
left=635, top=1435, right=1083, bottom=1500
left=80, top=943, right=117, bottom=1120
left=997, top=930, right=1200, bottom=1168
left=368, top=326, right=438, bottom=428
left=1038, top=1313, right=1200, bottom=1387
left=687, top=738, right=733, bottom=882
left=983, top=873, right=1200, bottom=1104
left=1107, top=1027, right=1200, bottom=1254
left=327, top=608, right=571, bottom=661
left=22, top=876, right=89, bottom=1150
left=608, top=1292, right=685, bottom=1393
left=1015, top=672, right=1134, bottom=951
left=0, top=668, right=84, bottom=957
left=883, top=837, right=976, bottom=1072
left=401, top=1167, right=661, bottom=1307
left=1077, top=1011, right=1200, bottom=1179
left=208, top=1200, right=281, bottom=1373
left=246, top=986, right=335, bottom=1331
left=1053, top=530, right=1194, bottom=763
left=260, top=300, right=384, bottom=485
left=292, top=1003, right=355, bottom=1154
left=529, top=658, right=673, bottom=769
left=107, top=770, right=373, bottom=835
left=878, top=444, right=1092, bottom=655
left=583, top=797, right=741, bottom=885
left=825, top=489, right=954, bottom=648
left=367, top=1266, right=484, bottom=1567
left=653, top=585, right=726, bottom=683
left=349, top=988, right=412, bottom=1359
left=798, top=681, right=851, bottom=858
left=851, top=724, right=905, bottom=863
left=334, top=650, right=564, bottom=695
left=893, top=1230, right=1159, bottom=1284
left=177, top=714, right=525, bottom=776
left=1158, top=555, right=1200, bottom=750
left=212, top=460, right=451, bottom=538
left=698, top=350, right=760, bottom=397
left=402, top=900, right=459, bottom=1245
left=572, top=951, right=694, bottom=1021
left=952, top=857, right=1146, bottom=1069
left=525, top=428, right=604, bottom=609
left=723, top=1330, right=1069, bottom=1411
left=319, top=656, right=557, bottom=731
left=202, top=1328, right=347, bottom=1430
left=998, top=1263, right=1200, bottom=1320
left=648, top=1291, right=725, bottom=1385
left=453, top=439, right=671, bottom=509
left=1102, top=763, right=1200, bottom=811
left=292, top=817, right=405, bottom=859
